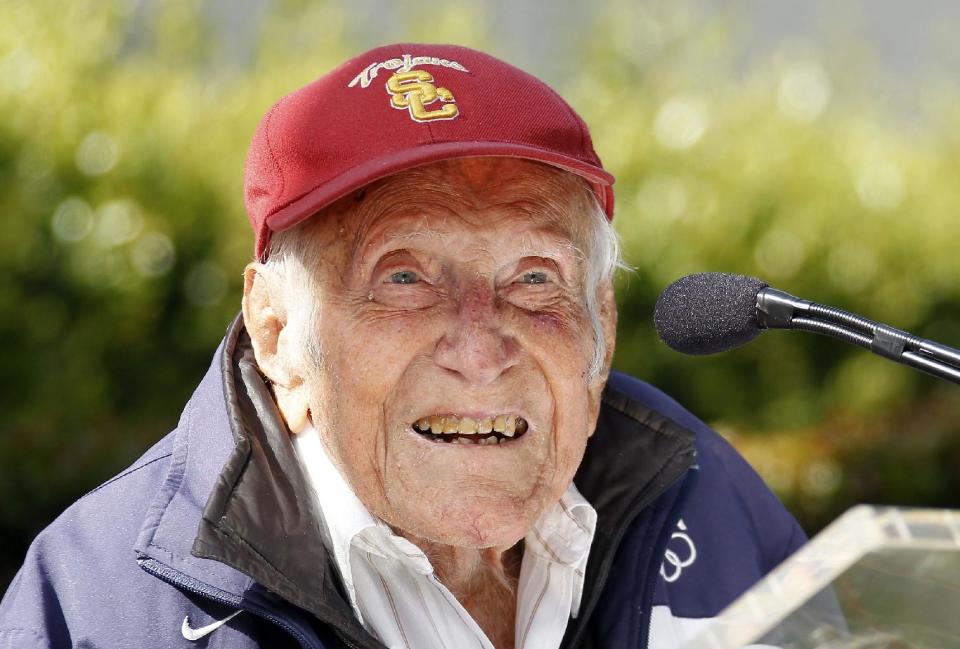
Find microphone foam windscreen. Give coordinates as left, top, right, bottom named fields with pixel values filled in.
left=654, top=272, right=769, bottom=355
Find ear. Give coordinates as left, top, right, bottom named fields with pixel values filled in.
left=242, top=263, right=311, bottom=433
left=587, top=278, right=618, bottom=432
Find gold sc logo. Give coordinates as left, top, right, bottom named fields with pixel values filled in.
left=386, top=70, right=459, bottom=122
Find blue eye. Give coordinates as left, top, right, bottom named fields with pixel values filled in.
left=519, top=271, right=548, bottom=284
left=389, top=270, right=420, bottom=284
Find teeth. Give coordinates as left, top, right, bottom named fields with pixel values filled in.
left=415, top=414, right=528, bottom=441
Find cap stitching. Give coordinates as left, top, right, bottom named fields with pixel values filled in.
left=263, top=103, right=286, bottom=202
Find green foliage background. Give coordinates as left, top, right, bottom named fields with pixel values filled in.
left=2, top=0, right=959, bottom=590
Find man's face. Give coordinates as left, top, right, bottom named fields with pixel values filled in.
left=294, top=158, right=614, bottom=549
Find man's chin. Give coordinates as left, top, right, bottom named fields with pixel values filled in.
left=386, top=493, right=543, bottom=549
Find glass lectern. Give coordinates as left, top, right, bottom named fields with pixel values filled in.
left=680, top=506, right=960, bottom=649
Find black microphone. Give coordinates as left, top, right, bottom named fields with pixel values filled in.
left=654, top=272, right=960, bottom=385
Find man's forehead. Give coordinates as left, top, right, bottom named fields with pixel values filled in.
left=363, top=221, right=582, bottom=263
left=338, top=158, right=593, bottom=249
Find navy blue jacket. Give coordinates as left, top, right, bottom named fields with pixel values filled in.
left=0, top=319, right=805, bottom=648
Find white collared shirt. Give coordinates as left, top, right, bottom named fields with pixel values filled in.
left=292, top=424, right=597, bottom=649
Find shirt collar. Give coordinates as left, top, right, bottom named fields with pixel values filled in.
left=526, top=484, right=597, bottom=616
left=291, top=422, right=383, bottom=615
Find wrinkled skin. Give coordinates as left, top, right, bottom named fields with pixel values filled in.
left=243, top=158, right=616, bottom=647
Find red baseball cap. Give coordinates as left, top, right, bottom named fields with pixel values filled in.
left=244, top=43, right=615, bottom=260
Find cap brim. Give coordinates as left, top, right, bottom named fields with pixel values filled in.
left=263, top=140, right=615, bottom=248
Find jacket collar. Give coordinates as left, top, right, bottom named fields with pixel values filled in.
left=137, top=315, right=696, bottom=648
left=133, top=318, right=251, bottom=600
left=191, top=317, right=371, bottom=647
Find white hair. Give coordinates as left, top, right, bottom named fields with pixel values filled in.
left=580, top=195, right=628, bottom=380
left=260, top=176, right=625, bottom=383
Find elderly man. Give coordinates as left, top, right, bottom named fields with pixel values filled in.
left=0, top=44, right=804, bottom=648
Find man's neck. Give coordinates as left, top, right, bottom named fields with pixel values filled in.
left=398, top=532, right=524, bottom=649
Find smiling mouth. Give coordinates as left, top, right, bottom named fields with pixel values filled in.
left=412, top=414, right=530, bottom=445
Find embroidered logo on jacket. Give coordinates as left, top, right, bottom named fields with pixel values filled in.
left=660, top=519, right=697, bottom=583
left=181, top=610, right=243, bottom=641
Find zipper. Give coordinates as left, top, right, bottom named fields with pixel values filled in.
left=638, top=546, right=664, bottom=649
left=138, top=556, right=332, bottom=649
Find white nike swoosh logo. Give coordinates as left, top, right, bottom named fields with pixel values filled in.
left=181, top=610, right=243, bottom=641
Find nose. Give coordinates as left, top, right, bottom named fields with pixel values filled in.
left=433, top=281, right=520, bottom=386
